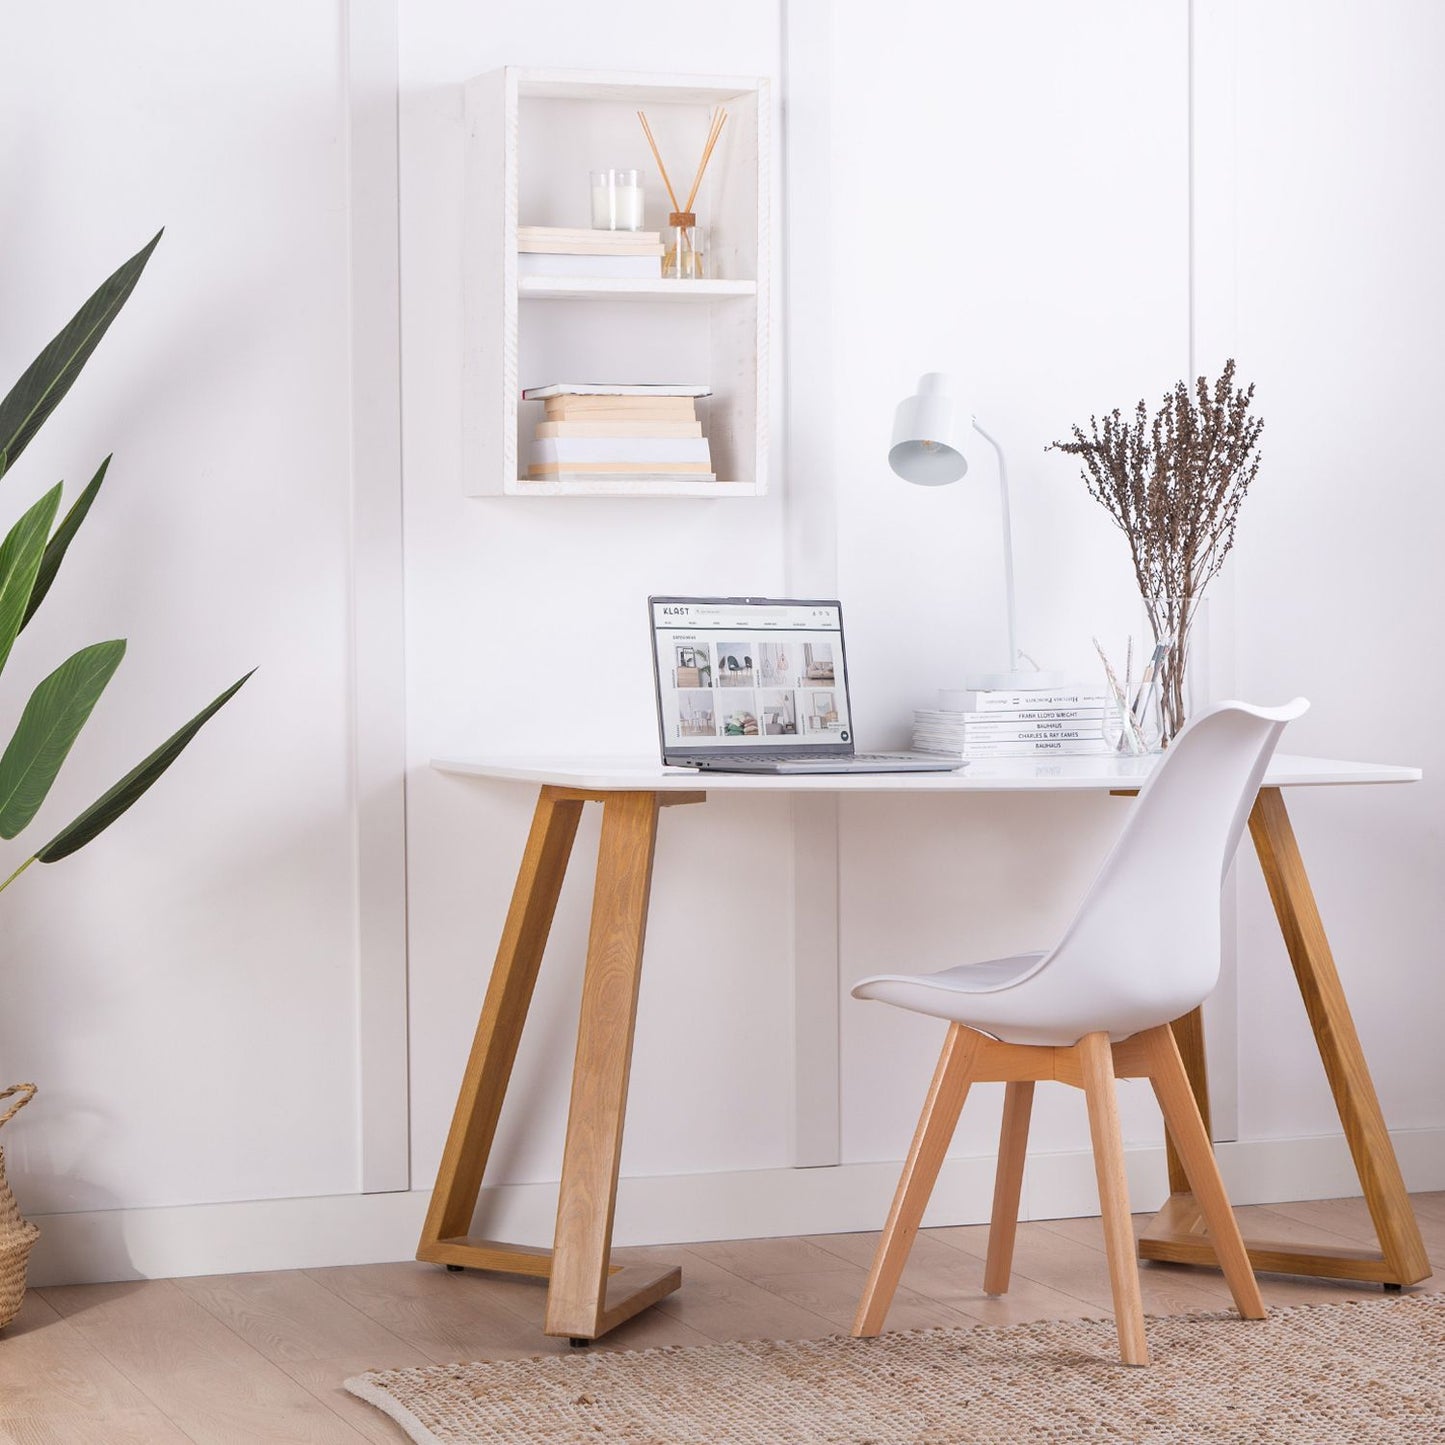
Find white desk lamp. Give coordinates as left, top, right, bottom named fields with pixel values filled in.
left=890, top=372, right=1066, bottom=692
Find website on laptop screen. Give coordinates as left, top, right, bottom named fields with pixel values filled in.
left=651, top=597, right=852, bottom=757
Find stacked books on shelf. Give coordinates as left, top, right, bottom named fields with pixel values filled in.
left=521, top=383, right=716, bottom=485
left=912, top=686, right=1114, bottom=759
left=516, top=226, right=664, bottom=280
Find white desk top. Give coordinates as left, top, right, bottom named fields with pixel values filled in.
left=432, top=752, right=1422, bottom=794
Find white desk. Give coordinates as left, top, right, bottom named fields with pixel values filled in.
left=418, top=752, right=1430, bottom=1342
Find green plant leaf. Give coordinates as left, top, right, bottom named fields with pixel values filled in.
left=0, top=639, right=126, bottom=839
left=36, top=669, right=254, bottom=864
left=0, top=232, right=162, bottom=481
left=21, top=456, right=110, bottom=629
left=0, top=484, right=63, bottom=676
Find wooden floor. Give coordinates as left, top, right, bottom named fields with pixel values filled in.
left=2, top=1192, right=1440, bottom=1443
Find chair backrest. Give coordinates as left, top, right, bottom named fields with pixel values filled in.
left=1034, top=699, right=1308, bottom=1036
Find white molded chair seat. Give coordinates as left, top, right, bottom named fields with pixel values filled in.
left=848, top=699, right=1309, bottom=1365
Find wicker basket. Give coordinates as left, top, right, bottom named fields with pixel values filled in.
left=0, top=1083, right=38, bottom=1331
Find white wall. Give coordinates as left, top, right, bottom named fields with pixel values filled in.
left=0, top=3, right=369, bottom=1222
left=9, top=0, right=1444, bottom=1285
left=1195, top=0, right=1445, bottom=1142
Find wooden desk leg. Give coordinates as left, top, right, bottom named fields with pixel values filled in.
left=419, top=786, right=705, bottom=1339
left=545, top=791, right=678, bottom=1339
left=1139, top=786, right=1431, bottom=1286
left=417, top=786, right=585, bottom=1273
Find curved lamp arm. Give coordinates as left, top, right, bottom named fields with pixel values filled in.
left=971, top=420, right=1018, bottom=672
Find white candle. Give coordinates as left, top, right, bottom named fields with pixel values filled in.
left=589, top=169, right=644, bottom=231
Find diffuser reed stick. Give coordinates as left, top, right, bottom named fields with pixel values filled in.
left=684, top=109, right=728, bottom=212
left=636, top=111, right=680, bottom=213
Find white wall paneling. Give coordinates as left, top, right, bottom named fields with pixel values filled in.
left=345, top=0, right=412, bottom=1193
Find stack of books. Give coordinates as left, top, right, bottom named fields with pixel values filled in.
left=913, top=686, right=1113, bottom=759
left=517, top=226, right=664, bottom=280
left=521, top=384, right=715, bottom=485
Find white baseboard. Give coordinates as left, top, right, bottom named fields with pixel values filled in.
left=27, top=1127, right=1445, bottom=1287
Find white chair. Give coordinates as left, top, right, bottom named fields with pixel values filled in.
left=849, top=699, right=1308, bottom=1366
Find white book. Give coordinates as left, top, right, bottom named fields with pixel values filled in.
left=961, top=723, right=1105, bottom=740
left=519, top=226, right=662, bottom=245
left=972, top=690, right=1111, bottom=713
left=960, top=708, right=1106, bottom=724
left=523, top=383, right=713, bottom=400
left=524, top=469, right=718, bottom=484
left=532, top=437, right=712, bottom=465
left=516, top=253, right=662, bottom=279
left=536, top=420, right=703, bottom=438
left=957, top=740, right=1113, bottom=757
left=517, top=239, right=664, bottom=256
left=965, top=730, right=1104, bottom=744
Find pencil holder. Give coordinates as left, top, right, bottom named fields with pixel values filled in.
left=664, top=212, right=704, bottom=279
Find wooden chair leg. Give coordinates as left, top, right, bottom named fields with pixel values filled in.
left=1077, top=1031, right=1149, bottom=1367
left=1140, top=1025, right=1266, bottom=1320
left=983, top=1081, right=1035, bottom=1296
left=853, top=1024, right=982, bottom=1337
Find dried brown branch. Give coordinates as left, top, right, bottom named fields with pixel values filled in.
left=1047, top=360, right=1263, bottom=742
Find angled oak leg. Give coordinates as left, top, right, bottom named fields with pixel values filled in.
left=1139, top=1025, right=1264, bottom=1320
left=1078, top=1032, right=1149, bottom=1367
left=853, top=1024, right=983, bottom=1337
left=545, top=791, right=674, bottom=1339
left=983, top=1081, right=1035, bottom=1296
left=420, top=784, right=705, bottom=1344
left=1140, top=786, right=1431, bottom=1286
left=418, top=786, right=585, bottom=1271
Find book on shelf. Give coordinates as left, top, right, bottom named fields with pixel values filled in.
left=517, top=239, right=664, bottom=258
left=524, top=468, right=719, bottom=485
left=532, top=437, right=712, bottom=465
left=536, top=419, right=703, bottom=438
left=523, top=383, right=712, bottom=400
left=517, top=253, right=663, bottom=279
left=527, top=461, right=714, bottom=476
left=518, top=226, right=662, bottom=245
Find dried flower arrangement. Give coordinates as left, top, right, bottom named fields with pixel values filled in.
left=1048, top=360, right=1263, bottom=745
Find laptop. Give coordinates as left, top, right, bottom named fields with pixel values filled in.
left=648, top=596, right=961, bottom=774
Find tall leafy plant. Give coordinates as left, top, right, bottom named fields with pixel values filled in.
left=0, top=232, right=250, bottom=893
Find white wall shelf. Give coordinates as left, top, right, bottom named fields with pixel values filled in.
left=518, top=277, right=758, bottom=302
left=464, top=66, right=770, bottom=498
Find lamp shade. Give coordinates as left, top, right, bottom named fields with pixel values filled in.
left=889, top=373, right=969, bottom=486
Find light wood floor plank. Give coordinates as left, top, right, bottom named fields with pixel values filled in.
left=0, top=1291, right=163, bottom=1424
left=804, top=1228, right=1101, bottom=1326
left=174, top=1272, right=429, bottom=1442
left=0, top=1409, right=195, bottom=1444
left=36, top=1280, right=368, bottom=1444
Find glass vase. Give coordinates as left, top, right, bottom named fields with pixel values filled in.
left=1101, top=596, right=1212, bottom=755
left=1139, top=595, right=1211, bottom=750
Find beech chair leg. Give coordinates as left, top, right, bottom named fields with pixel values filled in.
left=1077, top=1032, right=1149, bottom=1367
left=853, top=1024, right=982, bottom=1337
left=983, top=1081, right=1035, bottom=1296
left=1140, top=1025, right=1266, bottom=1321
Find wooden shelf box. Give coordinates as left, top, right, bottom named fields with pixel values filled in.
left=463, top=67, right=770, bottom=498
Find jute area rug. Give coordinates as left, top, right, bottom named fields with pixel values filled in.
left=346, top=1293, right=1445, bottom=1444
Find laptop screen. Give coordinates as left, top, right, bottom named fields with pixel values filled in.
left=650, top=596, right=854, bottom=762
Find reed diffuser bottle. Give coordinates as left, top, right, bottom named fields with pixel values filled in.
left=638, top=107, right=727, bottom=282
left=664, top=212, right=703, bottom=279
